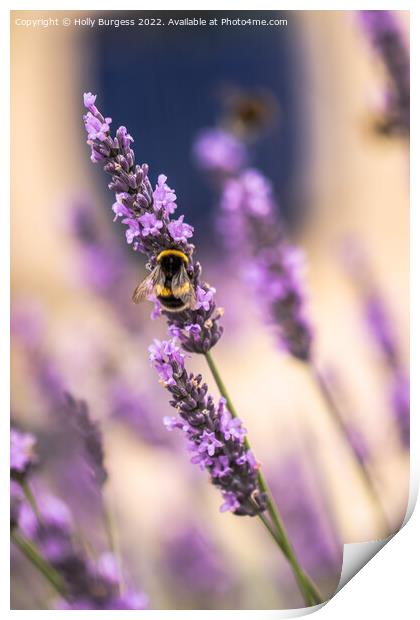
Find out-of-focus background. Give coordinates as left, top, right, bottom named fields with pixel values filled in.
left=11, top=10, right=409, bottom=610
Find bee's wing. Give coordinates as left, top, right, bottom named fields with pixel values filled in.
left=171, top=264, right=196, bottom=309
left=132, top=266, right=164, bottom=304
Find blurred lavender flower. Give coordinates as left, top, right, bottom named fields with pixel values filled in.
left=60, top=393, right=108, bottom=490
left=69, top=199, right=126, bottom=295
left=358, top=10, right=410, bottom=136
left=11, top=308, right=66, bottom=407
left=270, top=456, right=341, bottom=578
left=220, top=169, right=312, bottom=360
left=163, top=523, right=234, bottom=605
left=10, top=481, right=24, bottom=529
left=344, top=425, right=370, bottom=467
left=11, top=428, right=38, bottom=478
left=17, top=490, right=147, bottom=610
left=193, top=128, right=247, bottom=175
left=19, top=493, right=74, bottom=564
left=365, top=294, right=399, bottom=367
left=108, top=378, right=173, bottom=447
left=68, top=199, right=149, bottom=332
left=83, top=93, right=223, bottom=354
left=149, top=338, right=266, bottom=516
left=342, top=238, right=410, bottom=448
left=322, top=368, right=371, bottom=468
left=391, top=372, right=410, bottom=448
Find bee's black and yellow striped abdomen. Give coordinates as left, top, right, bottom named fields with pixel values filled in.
left=156, top=249, right=192, bottom=310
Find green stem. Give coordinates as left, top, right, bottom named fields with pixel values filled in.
left=101, top=499, right=124, bottom=594
left=310, top=364, right=391, bottom=538
left=11, top=529, right=66, bottom=597
left=205, top=351, right=323, bottom=607
left=19, top=479, right=43, bottom=527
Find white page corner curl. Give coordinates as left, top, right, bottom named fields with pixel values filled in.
left=336, top=535, right=393, bottom=592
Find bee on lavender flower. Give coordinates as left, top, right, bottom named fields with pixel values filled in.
left=132, top=248, right=196, bottom=312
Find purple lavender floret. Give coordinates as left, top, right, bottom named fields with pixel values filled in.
left=359, top=10, right=410, bottom=136
left=83, top=93, right=223, bottom=353
left=149, top=338, right=266, bottom=516
left=10, top=428, right=38, bottom=478
left=220, top=169, right=312, bottom=360
left=193, top=128, right=248, bottom=175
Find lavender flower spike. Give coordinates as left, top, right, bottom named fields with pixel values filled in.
left=61, top=393, right=108, bottom=489
left=150, top=337, right=266, bottom=516
left=193, top=128, right=247, bottom=175
left=83, top=93, right=223, bottom=353
left=359, top=10, right=410, bottom=136
left=17, top=491, right=147, bottom=609
left=220, top=169, right=313, bottom=360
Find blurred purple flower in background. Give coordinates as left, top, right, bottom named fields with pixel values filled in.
left=60, top=393, right=108, bottom=489
left=220, top=169, right=313, bottom=360
left=108, top=377, right=174, bottom=447
left=15, top=488, right=147, bottom=610
left=69, top=199, right=126, bottom=294
left=149, top=337, right=266, bottom=516
left=193, top=128, right=247, bottom=175
left=365, top=294, right=399, bottom=367
left=11, top=307, right=67, bottom=408
left=391, top=372, right=410, bottom=448
left=344, top=425, right=370, bottom=467
left=10, top=481, right=24, bottom=529
left=269, top=456, right=342, bottom=579
left=10, top=410, right=148, bottom=610
left=11, top=428, right=38, bottom=477
left=12, top=304, right=174, bottom=456
left=162, top=522, right=236, bottom=607
left=68, top=199, right=146, bottom=332
left=358, top=10, right=409, bottom=136
left=341, top=237, right=410, bottom=448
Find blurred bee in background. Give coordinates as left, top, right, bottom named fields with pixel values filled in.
left=132, top=249, right=196, bottom=312
left=219, top=85, right=279, bottom=140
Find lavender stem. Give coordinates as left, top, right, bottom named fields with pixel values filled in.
left=19, top=479, right=43, bottom=528
left=101, top=500, right=123, bottom=595
left=309, top=364, right=390, bottom=537
left=11, top=529, right=67, bottom=597
left=204, top=351, right=323, bottom=606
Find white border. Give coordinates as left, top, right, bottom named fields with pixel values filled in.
left=4, top=1, right=417, bottom=618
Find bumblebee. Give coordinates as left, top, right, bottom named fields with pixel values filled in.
left=132, top=249, right=196, bottom=312
left=220, top=86, right=278, bottom=139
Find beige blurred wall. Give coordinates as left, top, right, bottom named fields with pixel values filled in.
left=11, top=11, right=98, bottom=306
